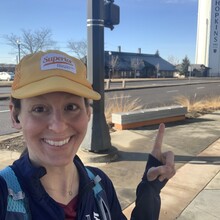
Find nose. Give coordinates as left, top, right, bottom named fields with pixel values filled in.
left=48, top=110, right=68, bottom=133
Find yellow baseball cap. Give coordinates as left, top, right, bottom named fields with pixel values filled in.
left=11, top=50, right=101, bottom=100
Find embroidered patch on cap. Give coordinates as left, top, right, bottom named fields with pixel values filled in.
left=41, top=53, right=76, bottom=73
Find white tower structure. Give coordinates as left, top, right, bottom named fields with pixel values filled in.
left=195, top=0, right=220, bottom=76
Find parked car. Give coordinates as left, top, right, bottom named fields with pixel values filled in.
left=0, top=72, right=11, bottom=81
left=8, top=72, right=15, bottom=81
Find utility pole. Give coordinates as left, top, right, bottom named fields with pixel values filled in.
left=83, top=0, right=120, bottom=152
left=16, top=40, right=21, bottom=63
left=84, top=0, right=109, bottom=152
left=108, top=51, right=112, bottom=79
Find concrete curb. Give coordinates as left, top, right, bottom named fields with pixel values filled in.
left=0, top=94, right=10, bottom=100
left=0, top=132, right=22, bottom=142
left=78, top=146, right=119, bottom=163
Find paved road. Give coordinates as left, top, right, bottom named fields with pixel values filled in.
left=1, top=79, right=220, bottom=135
left=105, top=81, right=220, bottom=108
left=1, top=111, right=17, bottom=135
left=105, top=78, right=220, bottom=89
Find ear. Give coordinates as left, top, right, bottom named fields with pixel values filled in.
left=9, top=102, right=22, bottom=130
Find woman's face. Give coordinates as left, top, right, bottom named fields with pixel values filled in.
left=11, top=92, right=91, bottom=168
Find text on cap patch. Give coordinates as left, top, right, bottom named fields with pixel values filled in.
left=41, top=53, right=76, bottom=73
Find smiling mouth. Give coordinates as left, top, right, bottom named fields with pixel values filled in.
left=43, top=137, right=71, bottom=147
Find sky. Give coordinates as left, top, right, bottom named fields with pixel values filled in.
left=0, top=0, right=198, bottom=64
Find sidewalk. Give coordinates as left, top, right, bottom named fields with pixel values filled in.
left=110, top=112, right=220, bottom=220
left=0, top=112, right=220, bottom=219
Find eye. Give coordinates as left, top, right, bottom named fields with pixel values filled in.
left=32, top=105, right=48, bottom=113
left=65, top=103, right=78, bottom=111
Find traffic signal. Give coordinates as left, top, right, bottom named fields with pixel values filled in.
left=104, top=0, right=120, bottom=30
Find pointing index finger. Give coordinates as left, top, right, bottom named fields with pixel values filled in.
left=151, top=123, right=165, bottom=158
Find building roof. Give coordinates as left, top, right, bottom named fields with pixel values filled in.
left=105, top=51, right=175, bottom=71
left=190, top=64, right=210, bottom=70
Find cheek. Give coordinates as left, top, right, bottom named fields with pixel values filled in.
left=20, top=116, right=46, bottom=137
left=72, top=113, right=89, bottom=133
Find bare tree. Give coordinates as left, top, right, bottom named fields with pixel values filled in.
left=67, top=40, right=87, bottom=63
left=167, top=55, right=180, bottom=66
left=131, top=58, right=144, bottom=78
left=109, top=54, right=118, bottom=78
left=4, top=28, right=56, bottom=58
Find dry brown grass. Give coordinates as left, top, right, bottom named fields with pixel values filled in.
left=175, top=95, right=220, bottom=117
left=105, top=94, right=220, bottom=125
left=105, top=95, right=143, bottom=123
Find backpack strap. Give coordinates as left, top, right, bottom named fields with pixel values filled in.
left=0, top=166, right=30, bottom=219
left=86, top=167, right=112, bottom=220
left=0, top=166, right=111, bottom=220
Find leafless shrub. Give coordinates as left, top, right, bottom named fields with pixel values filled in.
left=175, top=95, right=220, bottom=117
left=105, top=95, right=143, bottom=123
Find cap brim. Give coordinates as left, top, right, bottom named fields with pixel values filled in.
left=11, top=76, right=101, bottom=100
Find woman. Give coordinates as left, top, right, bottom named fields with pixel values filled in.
left=0, top=50, right=175, bottom=220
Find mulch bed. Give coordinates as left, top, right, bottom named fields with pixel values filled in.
left=0, top=135, right=25, bottom=153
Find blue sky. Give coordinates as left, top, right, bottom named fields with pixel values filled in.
left=0, top=0, right=198, bottom=64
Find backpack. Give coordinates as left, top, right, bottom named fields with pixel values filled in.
left=0, top=166, right=111, bottom=220
left=0, top=166, right=30, bottom=220
left=86, top=167, right=111, bottom=220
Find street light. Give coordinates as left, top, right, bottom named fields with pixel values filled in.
left=16, top=40, right=21, bottom=63
left=85, top=0, right=112, bottom=152
left=188, top=65, right=192, bottom=80
left=83, top=0, right=120, bottom=152
left=156, top=63, right=160, bottom=78
left=108, top=51, right=112, bottom=79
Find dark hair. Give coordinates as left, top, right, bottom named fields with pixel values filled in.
left=10, top=97, right=21, bottom=123
left=11, top=96, right=21, bottom=108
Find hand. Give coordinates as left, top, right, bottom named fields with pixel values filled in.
left=147, top=123, right=175, bottom=182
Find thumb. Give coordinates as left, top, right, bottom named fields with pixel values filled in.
left=147, top=167, right=160, bottom=181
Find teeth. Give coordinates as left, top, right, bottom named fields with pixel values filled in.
left=44, top=138, right=70, bottom=147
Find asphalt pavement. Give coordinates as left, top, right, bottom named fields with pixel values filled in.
left=0, top=111, right=220, bottom=219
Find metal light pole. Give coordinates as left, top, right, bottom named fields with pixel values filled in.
left=156, top=63, right=160, bottom=78
left=188, top=65, right=192, bottom=80
left=16, top=40, right=21, bottom=63
left=84, top=0, right=112, bottom=152
left=108, top=51, right=112, bottom=79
